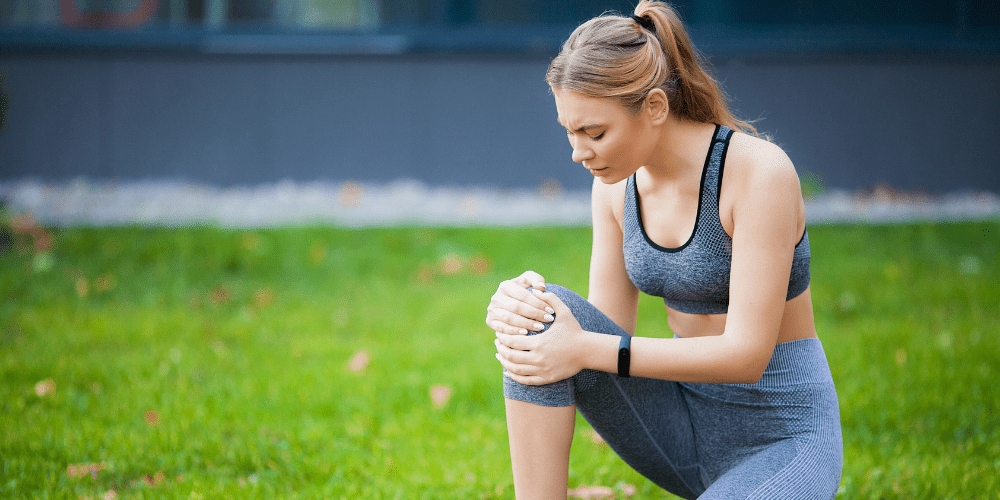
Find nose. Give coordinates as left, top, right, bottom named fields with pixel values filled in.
left=571, top=140, right=594, bottom=164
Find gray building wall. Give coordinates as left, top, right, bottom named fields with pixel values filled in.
left=1, top=52, right=998, bottom=193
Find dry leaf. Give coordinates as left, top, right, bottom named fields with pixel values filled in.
left=439, top=253, right=463, bottom=275
left=469, top=254, right=491, bottom=275
left=589, top=429, right=606, bottom=445
left=416, top=264, right=435, bottom=284
left=34, top=379, right=56, bottom=397
left=348, top=349, right=370, bottom=373
left=67, top=462, right=105, bottom=478
left=252, top=288, right=274, bottom=309
left=567, top=485, right=615, bottom=499
left=144, top=410, right=160, bottom=426
left=208, top=285, right=231, bottom=305
left=102, top=490, right=117, bottom=500
left=76, top=277, right=89, bottom=297
left=308, top=241, right=327, bottom=265
left=10, top=214, right=38, bottom=234
left=142, top=471, right=166, bottom=487
left=94, top=273, right=117, bottom=293
left=430, top=384, right=452, bottom=409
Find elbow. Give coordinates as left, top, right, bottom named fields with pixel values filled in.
left=728, top=348, right=771, bottom=385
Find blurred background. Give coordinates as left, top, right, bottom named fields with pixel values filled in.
left=1, top=0, right=999, bottom=203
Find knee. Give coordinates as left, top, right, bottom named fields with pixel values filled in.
left=538, top=283, right=586, bottom=310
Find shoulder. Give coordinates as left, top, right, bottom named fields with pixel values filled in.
left=591, top=176, right=629, bottom=227
left=724, top=132, right=802, bottom=206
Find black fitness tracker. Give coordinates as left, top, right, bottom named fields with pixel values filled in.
left=618, top=334, right=632, bottom=378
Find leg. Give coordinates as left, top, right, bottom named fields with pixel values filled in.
left=501, top=284, right=704, bottom=500
left=504, top=398, right=576, bottom=500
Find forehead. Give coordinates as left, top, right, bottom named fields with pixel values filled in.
left=553, top=88, right=626, bottom=128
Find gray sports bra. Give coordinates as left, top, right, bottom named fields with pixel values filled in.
left=622, top=125, right=811, bottom=315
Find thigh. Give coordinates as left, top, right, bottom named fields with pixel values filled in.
left=697, top=433, right=842, bottom=500
left=546, top=285, right=705, bottom=499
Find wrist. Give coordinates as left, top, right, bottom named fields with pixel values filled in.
left=580, top=330, right=622, bottom=374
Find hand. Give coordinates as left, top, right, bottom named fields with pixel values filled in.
left=485, top=270, right=555, bottom=335
left=494, top=289, right=586, bottom=386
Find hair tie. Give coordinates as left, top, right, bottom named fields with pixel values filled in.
left=631, top=14, right=655, bottom=32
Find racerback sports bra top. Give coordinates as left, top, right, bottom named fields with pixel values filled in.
left=622, top=124, right=811, bottom=315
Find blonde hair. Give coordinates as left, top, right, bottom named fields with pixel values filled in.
left=546, top=0, right=757, bottom=136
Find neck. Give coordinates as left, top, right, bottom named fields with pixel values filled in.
left=641, top=117, right=718, bottom=186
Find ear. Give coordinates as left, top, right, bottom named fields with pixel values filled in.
left=643, top=88, right=669, bottom=125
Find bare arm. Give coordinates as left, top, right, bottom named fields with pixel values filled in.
left=587, top=178, right=640, bottom=334
left=497, top=142, right=805, bottom=385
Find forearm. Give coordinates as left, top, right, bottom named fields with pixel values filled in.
left=580, top=330, right=770, bottom=384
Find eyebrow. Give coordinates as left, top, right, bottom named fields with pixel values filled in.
left=558, top=120, right=604, bottom=133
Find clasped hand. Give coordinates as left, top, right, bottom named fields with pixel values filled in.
left=485, top=271, right=587, bottom=386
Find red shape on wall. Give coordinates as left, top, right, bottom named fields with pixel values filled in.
left=60, top=0, right=160, bottom=29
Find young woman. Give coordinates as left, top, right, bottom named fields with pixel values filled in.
left=484, top=2, right=843, bottom=499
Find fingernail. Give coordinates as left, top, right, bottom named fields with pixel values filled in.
left=533, top=322, right=544, bottom=330
left=545, top=307, right=555, bottom=314
left=518, top=328, right=527, bottom=335
left=543, top=314, right=554, bottom=322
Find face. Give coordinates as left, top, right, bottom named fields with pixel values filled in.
left=553, top=88, right=655, bottom=184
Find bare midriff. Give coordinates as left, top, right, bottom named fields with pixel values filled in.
left=667, top=286, right=818, bottom=343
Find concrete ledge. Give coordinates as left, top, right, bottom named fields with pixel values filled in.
left=2, top=178, right=998, bottom=228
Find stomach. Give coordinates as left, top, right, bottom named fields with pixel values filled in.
left=667, top=287, right=818, bottom=343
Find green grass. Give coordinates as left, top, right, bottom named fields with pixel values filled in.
left=1, top=222, right=998, bottom=499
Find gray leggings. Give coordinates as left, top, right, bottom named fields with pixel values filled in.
left=502, top=285, right=843, bottom=500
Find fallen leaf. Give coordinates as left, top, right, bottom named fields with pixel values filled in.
left=439, top=253, right=463, bottom=274
left=102, top=490, right=117, bottom=500
left=208, top=285, right=231, bottom=305
left=568, top=485, right=615, bottom=499
left=469, top=254, right=491, bottom=275
left=619, top=483, right=637, bottom=496
left=348, top=349, right=370, bottom=373
left=67, top=462, right=105, bottom=478
left=144, top=410, right=160, bottom=426
left=589, top=429, right=606, bottom=445
left=252, top=287, right=274, bottom=309
left=142, top=471, right=166, bottom=487
left=416, top=264, right=435, bottom=284
left=35, top=379, right=56, bottom=397
left=10, top=214, right=38, bottom=234
left=33, top=230, right=53, bottom=253
left=430, top=384, right=452, bottom=409
left=94, top=273, right=117, bottom=293
left=76, top=277, right=89, bottom=297
left=308, top=241, right=327, bottom=265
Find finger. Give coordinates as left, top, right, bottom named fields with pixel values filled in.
left=494, top=296, right=553, bottom=326
left=499, top=281, right=554, bottom=317
left=519, top=270, right=546, bottom=291
left=487, top=318, right=530, bottom=335
left=531, top=289, right=570, bottom=316
left=496, top=332, right=535, bottom=352
left=495, top=338, right=533, bottom=364
left=501, top=368, right=545, bottom=386
left=494, top=352, right=536, bottom=378
left=487, top=304, right=546, bottom=333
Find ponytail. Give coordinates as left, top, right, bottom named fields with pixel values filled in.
left=546, top=0, right=758, bottom=137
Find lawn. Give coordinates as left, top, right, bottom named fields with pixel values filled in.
left=1, top=219, right=998, bottom=499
